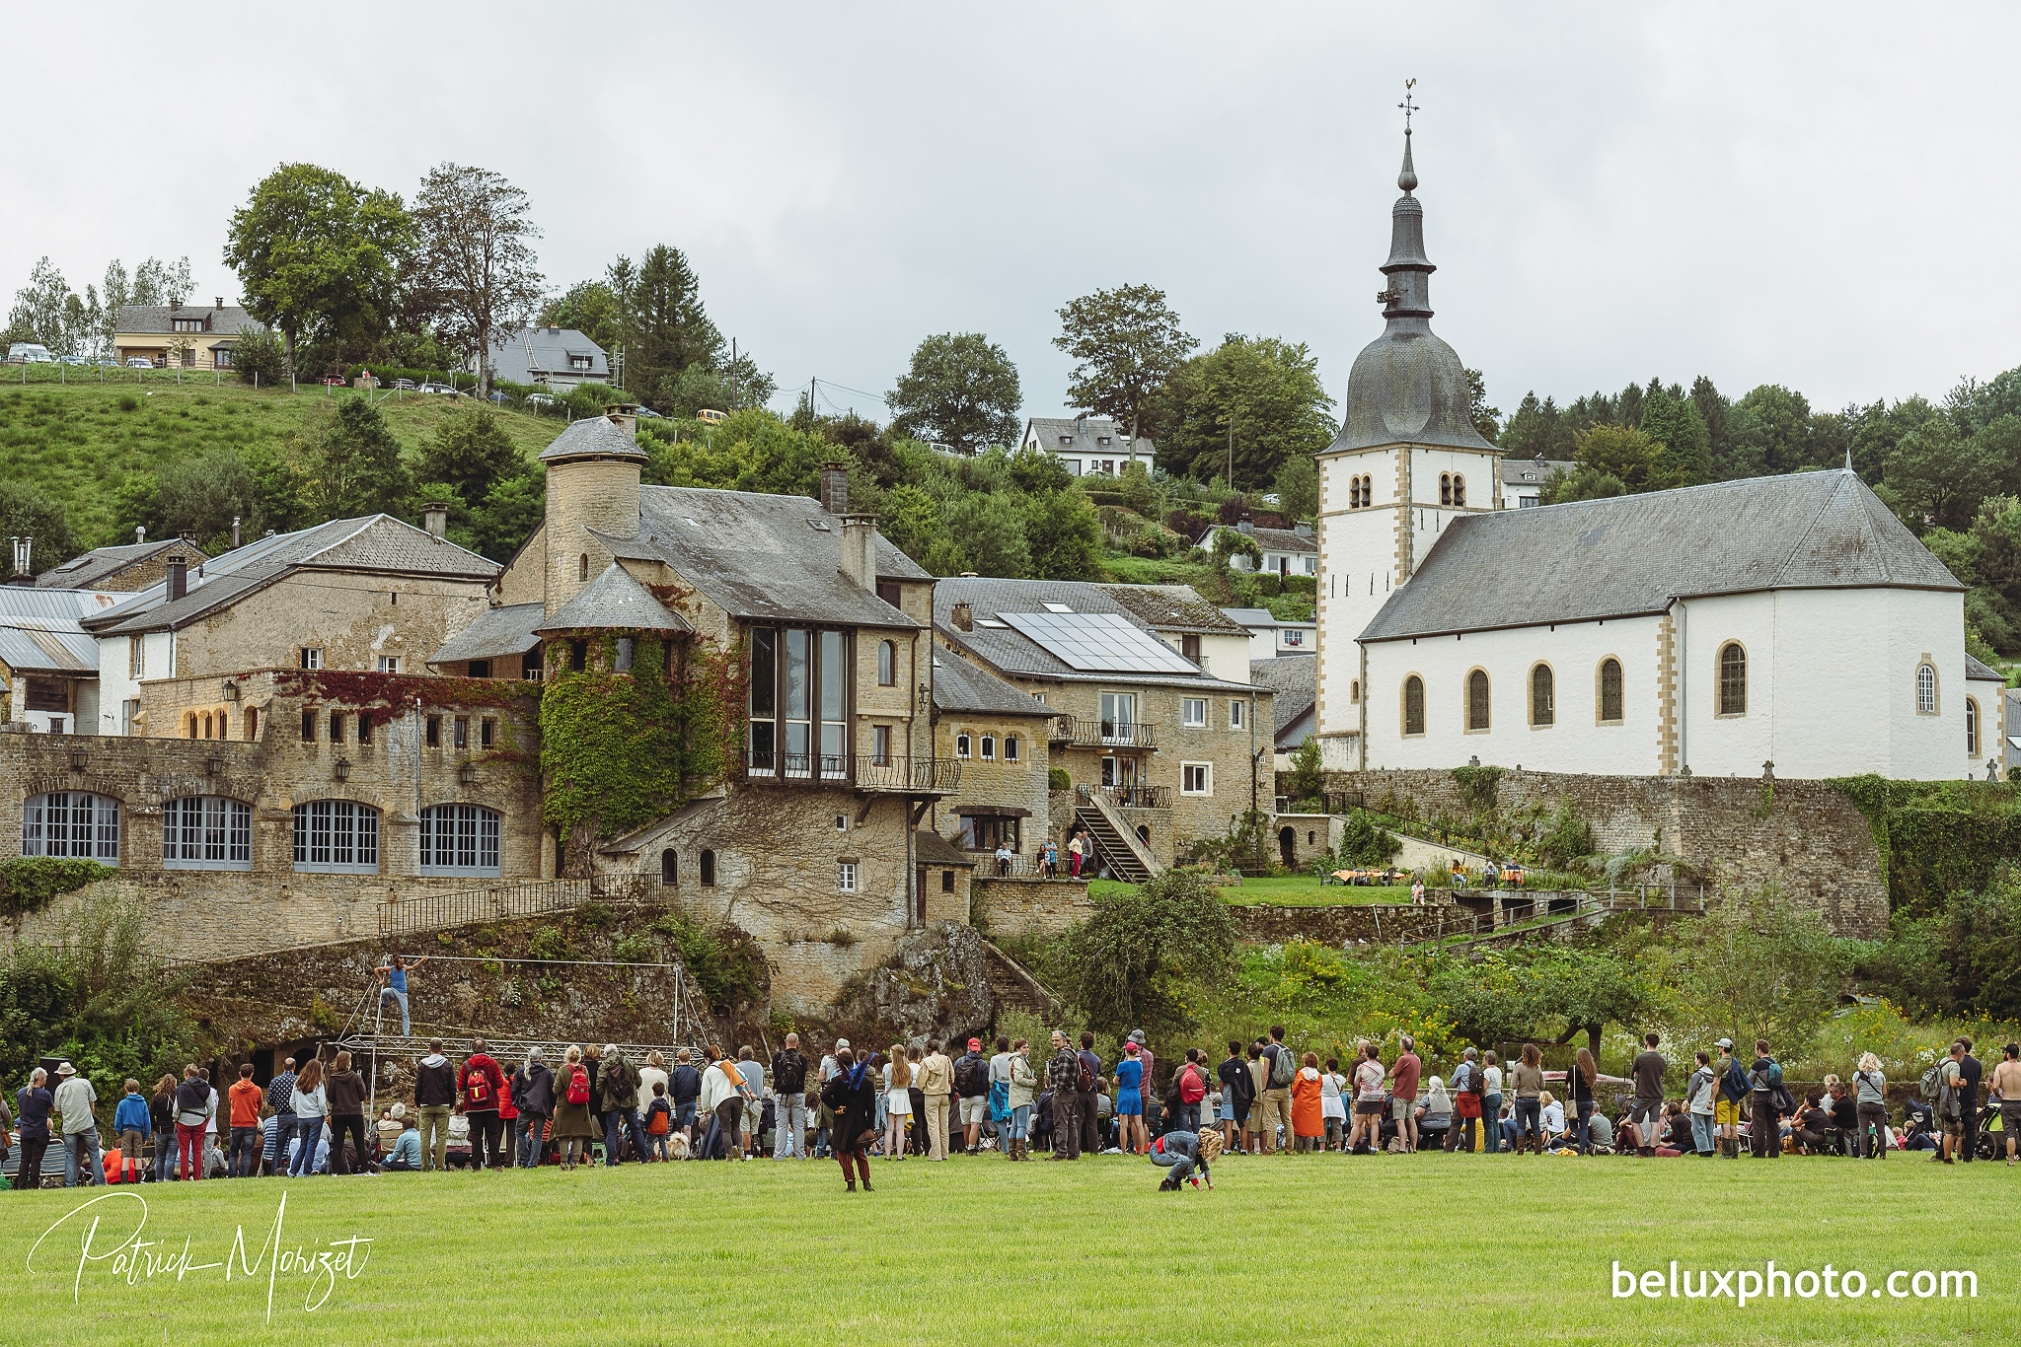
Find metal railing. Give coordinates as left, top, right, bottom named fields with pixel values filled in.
left=1101, top=783, right=1172, bottom=810
left=743, top=751, right=961, bottom=793
left=377, top=876, right=661, bottom=937
left=1052, top=716, right=1159, bottom=750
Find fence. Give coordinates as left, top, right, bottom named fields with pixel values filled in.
left=376, top=875, right=669, bottom=938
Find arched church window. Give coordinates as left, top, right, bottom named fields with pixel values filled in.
left=1915, top=662, right=1938, bottom=715
left=578, top=553, right=589, bottom=581
left=1439, top=473, right=1452, bottom=506
left=1402, top=676, right=1424, bottom=737
left=1966, top=697, right=1980, bottom=756
left=1718, top=643, right=1747, bottom=716
left=1467, top=669, right=1490, bottom=731
left=1452, top=475, right=1467, bottom=507
left=1350, top=476, right=1363, bottom=509
left=1598, top=658, right=1624, bottom=724
left=1530, top=664, right=1554, bottom=727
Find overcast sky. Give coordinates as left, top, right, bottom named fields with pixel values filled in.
left=8, top=5, right=2018, bottom=423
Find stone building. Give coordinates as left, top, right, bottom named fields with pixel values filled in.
left=927, top=652, right=1054, bottom=866
left=933, top=576, right=1273, bottom=870
left=36, top=537, right=213, bottom=592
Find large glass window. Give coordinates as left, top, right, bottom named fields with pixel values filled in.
left=293, top=800, right=379, bottom=873
left=1099, top=691, right=1136, bottom=742
left=749, top=628, right=776, bottom=771
left=23, top=792, right=120, bottom=862
left=419, top=804, right=501, bottom=876
left=820, top=630, right=847, bottom=777
left=785, top=629, right=811, bottom=773
left=747, top=626, right=854, bottom=778
left=163, top=796, right=251, bottom=870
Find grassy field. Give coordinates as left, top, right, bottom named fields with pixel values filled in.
left=0, top=379, right=559, bottom=547
left=0, top=1151, right=2008, bottom=1345
left=1089, top=875, right=1409, bottom=906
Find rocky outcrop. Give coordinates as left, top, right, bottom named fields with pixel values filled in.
left=831, top=921, right=996, bottom=1048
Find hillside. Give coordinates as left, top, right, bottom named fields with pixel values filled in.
left=0, top=377, right=559, bottom=552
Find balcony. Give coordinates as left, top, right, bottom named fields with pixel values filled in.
left=1050, top=716, right=1159, bottom=750
left=745, top=750, right=960, bottom=795
left=1100, top=783, right=1172, bottom=810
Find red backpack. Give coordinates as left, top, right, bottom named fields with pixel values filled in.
left=564, top=1064, right=590, bottom=1107
left=465, top=1069, right=491, bottom=1107
left=1179, top=1063, right=1206, bottom=1105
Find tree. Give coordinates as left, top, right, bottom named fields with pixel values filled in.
left=415, top=405, right=524, bottom=509
left=1658, top=892, right=1849, bottom=1060
left=299, top=398, right=411, bottom=521
left=1052, top=283, right=1198, bottom=439
left=1729, top=384, right=1814, bottom=476
left=1501, top=392, right=1575, bottom=461
left=132, top=256, right=193, bottom=308
left=154, top=448, right=284, bottom=553
left=1637, top=385, right=1713, bottom=485
left=1881, top=415, right=1994, bottom=533
left=887, top=332, right=1022, bottom=455
left=409, top=164, right=545, bottom=398
left=472, top=470, right=545, bottom=564
left=1054, top=869, right=1237, bottom=1036
left=1285, top=736, right=1324, bottom=806
left=1543, top=425, right=1680, bottom=504
left=0, top=481, right=74, bottom=576
left=1147, top=334, right=1336, bottom=488
left=8, top=257, right=72, bottom=348
left=540, top=278, right=624, bottom=351
left=1019, top=483, right=1103, bottom=581
left=1273, top=452, right=1319, bottom=520
left=225, top=165, right=412, bottom=371
left=622, top=244, right=721, bottom=412
left=930, top=493, right=1032, bottom=577
left=1464, top=367, right=1501, bottom=443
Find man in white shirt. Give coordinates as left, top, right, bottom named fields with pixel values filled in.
left=52, top=1063, right=100, bottom=1188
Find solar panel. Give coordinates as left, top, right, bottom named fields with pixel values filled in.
left=999, top=611, right=1202, bottom=675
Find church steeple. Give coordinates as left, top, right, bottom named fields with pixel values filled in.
left=1378, top=114, right=1434, bottom=320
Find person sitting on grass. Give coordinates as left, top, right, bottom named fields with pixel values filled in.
left=382, top=1117, right=422, bottom=1171
left=1414, top=1076, right=1452, bottom=1152
left=1538, top=1091, right=1566, bottom=1149
left=1586, top=1109, right=1615, bottom=1154
left=1150, top=1129, right=1211, bottom=1190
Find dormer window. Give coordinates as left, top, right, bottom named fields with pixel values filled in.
left=568, top=353, right=593, bottom=370
left=1057, top=434, right=1072, bottom=445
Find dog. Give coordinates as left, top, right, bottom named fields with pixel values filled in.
left=666, top=1133, right=692, bottom=1161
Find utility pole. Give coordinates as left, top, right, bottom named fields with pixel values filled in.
left=1226, top=420, right=1234, bottom=489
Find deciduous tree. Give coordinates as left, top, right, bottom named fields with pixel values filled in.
left=408, top=164, right=544, bottom=397
left=1146, top=334, right=1336, bottom=489
left=1052, top=283, right=1197, bottom=440
left=887, top=332, right=1022, bottom=455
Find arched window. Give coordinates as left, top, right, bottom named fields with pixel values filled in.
left=1361, top=474, right=1374, bottom=506
left=1350, top=476, right=1362, bottom=509
left=1530, top=664, right=1555, bottom=727
left=418, top=804, right=501, bottom=876
left=217, top=712, right=228, bottom=739
left=163, top=796, right=252, bottom=870
left=293, top=800, right=380, bottom=873
left=203, top=713, right=213, bottom=740
left=699, top=849, right=716, bottom=886
left=1004, top=734, right=1020, bottom=763
left=1598, top=658, right=1624, bottom=724
left=1916, top=662, right=1937, bottom=715
left=955, top=732, right=972, bottom=759
left=1467, top=669, right=1490, bottom=731
left=1350, top=679, right=1360, bottom=703
left=980, top=734, right=996, bottom=761
left=186, top=714, right=198, bottom=739
left=877, top=640, right=895, bottom=686
left=661, top=848, right=678, bottom=884
left=1452, top=475, right=1467, bottom=507
left=23, top=792, right=120, bottom=862
left=578, top=553, right=589, bottom=581
left=1439, top=473, right=1452, bottom=506
left=245, top=707, right=258, bottom=740
left=1967, top=697, right=1980, bottom=756
left=1402, top=675, right=1425, bottom=736
left=1718, top=643, right=1747, bottom=716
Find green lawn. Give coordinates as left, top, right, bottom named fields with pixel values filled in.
left=0, top=1153, right=2008, bottom=1344
left=1090, top=875, right=1409, bottom=906
left=0, top=379, right=559, bottom=547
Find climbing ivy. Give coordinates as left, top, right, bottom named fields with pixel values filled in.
left=539, top=633, right=738, bottom=869
left=0, top=857, right=114, bottom=918
left=1828, top=774, right=2021, bottom=916
left=1450, top=764, right=1506, bottom=818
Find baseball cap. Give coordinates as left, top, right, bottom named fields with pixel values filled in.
left=835, top=1038, right=850, bottom=1050
left=967, top=1038, right=982, bottom=1051
left=1715, top=1037, right=1734, bottom=1049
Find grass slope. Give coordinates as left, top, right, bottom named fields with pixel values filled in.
left=0, top=379, right=558, bottom=547
left=0, top=1152, right=2007, bottom=1345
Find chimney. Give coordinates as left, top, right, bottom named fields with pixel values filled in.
left=166, top=555, right=188, bottom=601
left=840, top=513, right=879, bottom=593
left=951, top=600, right=974, bottom=632
left=1237, top=519, right=1254, bottom=535
left=231, top=515, right=241, bottom=548
left=819, top=462, right=849, bottom=515
left=215, top=296, right=223, bottom=311
left=135, top=525, right=146, bottom=545
left=5, top=536, right=29, bottom=586
left=170, top=298, right=180, bottom=311
left=603, top=402, right=639, bottom=440
left=422, top=503, right=451, bottom=541
left=1294, top=521, right=1312, bottom=538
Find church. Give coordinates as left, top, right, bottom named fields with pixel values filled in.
left=1314, top=126, right=2002, bottom=782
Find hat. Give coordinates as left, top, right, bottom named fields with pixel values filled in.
left=967, top=1038, right=982, bottom=1051
left=1715, top=1037, right=1734, bottom=1049
left=55, top=1061, right=76, bottom=1077
left=390, top=1102, right=406, bottom=1118
left=835, top=1038, right=850, bottom=1050
left=1128, top=1030, right=1146, bottom=1044
left=1462, top=1047, right=1478, bottom=1059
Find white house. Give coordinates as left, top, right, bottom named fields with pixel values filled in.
left=1314, top=126, right=1993, bottom=781
left=483, top=326, right=611, bottom=390
left=1223, top=607, right=1316, bottom=660
left=1021, top=416, right=1155, bottom=476
left=1196, top=521, right=1318, bottom=578
left=1502, top=457, right=1572, bottom=509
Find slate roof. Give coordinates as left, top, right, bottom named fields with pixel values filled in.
left=1222, top=607, right=1315, bottom=630
left=1098, top=584, right=1248, bottom=635
left=84, top=516, right=499, bottom=636
left=36, top=539, right=211, bottom=589
left=429, top=603, right=545, bottom=665
left=534, top=563, right=692, bottom=636
left=932, top=654, right=1053, bottom=718
left=1359, top=469, right=1965, bottom=642
left=1024, top=416, right=1156, bottom=458
left=914, top=830, right=978, bottom=867
left=934, top=577, right=1255, bottom=692
left=1966, top=653, right=2005, bottom=682
left=489, top=326, right=610, bottom=384
left=1195, top=524, right=1316, bottom=555
left=0, top=587, right=121, bottom=674
left=1502, top=457, right=1573, bottom=489
left=114, top=304, right=264, bottom=337
left=1249, top=654, right=1316, bottom=747
left=537, top=413, right=649, bottom=463
left=590, top=486, right=928, bottom=630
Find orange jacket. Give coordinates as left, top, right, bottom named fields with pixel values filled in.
left=227, top=1079, right=265, bottom=1129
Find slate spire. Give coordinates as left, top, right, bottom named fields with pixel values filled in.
left=1379, top=121, right=1434, bottom=319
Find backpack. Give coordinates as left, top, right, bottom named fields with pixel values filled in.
left=1919, top=1063, right=1945, bottom=1101
left=1269, top=1044, right=1296, bottom=1089
left=1179, top=1063, right=1206, bottom=1105
left=646, top=1103, right=669, bottom=1135
left=465, top=1069, right=491, bottom=1107
left=955, top=1056, right=989, bottom=1098
left=564, top=1064, right=590, bottom=1107
left=1076, top=1058, right=1096, bottom=1095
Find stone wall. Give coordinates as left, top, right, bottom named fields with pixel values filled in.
left=973, top=876, right=1095, bottom=938
left=1232, top=903, right=1458, bottom=946
left=1333, top=767, right=1886, bottom=936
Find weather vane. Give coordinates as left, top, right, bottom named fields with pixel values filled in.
left=1399, top=78, right=1418, bottom=133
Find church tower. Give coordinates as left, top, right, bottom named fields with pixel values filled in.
left=1314, top=107, right=1501, bottom=766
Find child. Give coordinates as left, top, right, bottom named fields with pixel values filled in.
left=1149, top=1129, right=1211, bottom=1190
left=643, top=1082, right=673, bottom=1161
left=113, top=1079, right=150, bottom=1164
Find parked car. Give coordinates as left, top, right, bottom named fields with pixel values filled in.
left=392, top=378, right=417, bottom=391
left=59, top=353, right=92, bottom=366
left=124, top=357, right=153, bottom=369
left=416, top=381, right=458, bottom=395
left=6, top=342, right=55, bottom=363
left=525, top=393, right=556, bottom=408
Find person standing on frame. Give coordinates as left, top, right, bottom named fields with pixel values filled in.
left=373, top=953, right=427, bottom=1037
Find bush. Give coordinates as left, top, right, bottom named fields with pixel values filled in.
left=233, top=327, right=290, bottom=386
left=1532, top=799, right=1595, bottom=870
left=1333, top=811, right=1401, bottom=868
left=1054, top=869, right=1236, bottom=1036
left=1048, top=767, right=1071, bottom=792
left=0, top=857, right=113, bottom=918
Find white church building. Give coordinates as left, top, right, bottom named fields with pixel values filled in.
left=1315, top=128, right=2002, bottom=781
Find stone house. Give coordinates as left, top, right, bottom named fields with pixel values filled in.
left=83, top=515, right=500, bottom=739
left=927, top=652, right=1054, bottom=866
left=933, top=577, right=1273, bottom=867
left=36, top=538, right=213, bottom=592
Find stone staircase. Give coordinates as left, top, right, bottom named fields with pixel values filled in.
left=1073, top=787, right=1162, bottom=883
left=978, top=938, right=1063, bottom=1020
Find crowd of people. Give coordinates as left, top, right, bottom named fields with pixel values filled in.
left=6, top=1024, right=2018, bottom=1192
